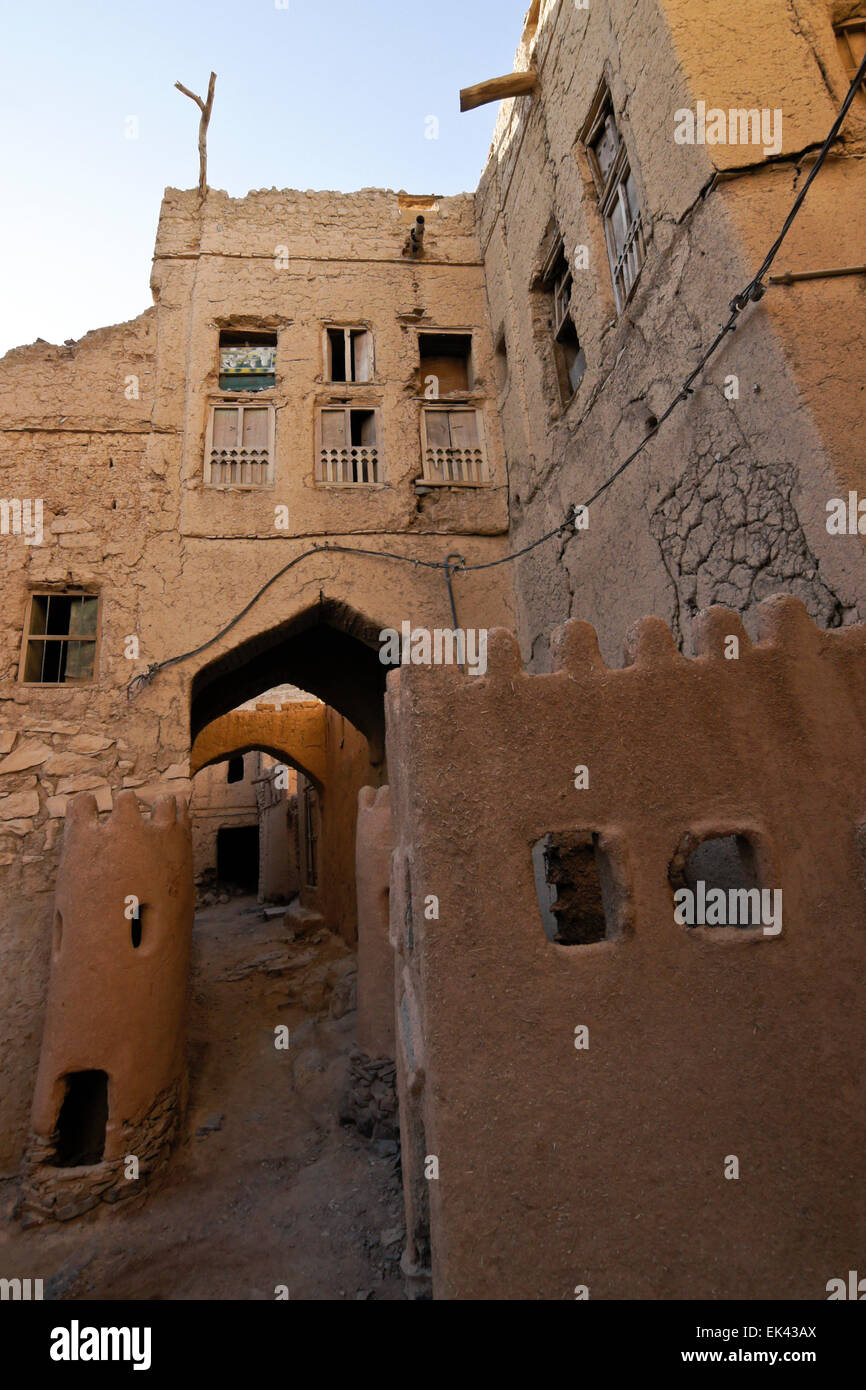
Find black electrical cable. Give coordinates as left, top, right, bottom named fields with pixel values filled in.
left=126, top=542, right=446, bottom=697
left=128, top=50, right=866, bottom=695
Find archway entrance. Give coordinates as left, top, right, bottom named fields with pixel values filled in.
left=189, top=603, right=388, bottom=942
left=190, top=598, right=388, bottom=761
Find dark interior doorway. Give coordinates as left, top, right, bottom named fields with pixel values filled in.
left=217, top=825, right=260, bottom=893
left=53, top=1070, right=109, bottom=1167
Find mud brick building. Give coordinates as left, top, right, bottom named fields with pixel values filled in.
left=1, top=0, right=865, bottom=1296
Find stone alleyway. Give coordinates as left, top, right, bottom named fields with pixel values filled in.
left=0, top=898, right=405, bottom=1300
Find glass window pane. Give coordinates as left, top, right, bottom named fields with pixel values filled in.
left=609, top=187, right=629, bottom=258
left=624, top=167, right=640, bottom=223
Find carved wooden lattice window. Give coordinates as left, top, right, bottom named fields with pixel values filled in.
left=421, top=407, right=488, bottom=485
left=205, top=403, right=275, bottom=487
left=317, top=407, right=381, bottom=484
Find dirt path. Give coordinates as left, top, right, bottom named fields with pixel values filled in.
left=0, top=897, right=405, bottom=1300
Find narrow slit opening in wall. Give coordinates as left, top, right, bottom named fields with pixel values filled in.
left=52, top=1070, right=108, bottom=1168
left=131, top=903, right=144, bottom=950
left=532, top=831, right=617, bottom=944
left=227, top=755, right=244, bottom=784
left=669, top=833, right=762, bottom=929
left=53, top=910, right=63, bottom=956
left=494, top=331, right=509, bottom=391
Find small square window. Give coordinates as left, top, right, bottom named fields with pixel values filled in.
left=418, top=332, right=473, bottom=396
left=218, top=331, right=277, bottom=392
left=325, top=327, right=373, bottom=383
left=21, top=593, right=99, bottom=685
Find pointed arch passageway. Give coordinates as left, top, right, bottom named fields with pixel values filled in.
left=189, top=598, right=389, bottom=762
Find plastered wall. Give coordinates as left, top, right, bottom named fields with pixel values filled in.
left=386, top=598, right=866, bottom=1298
left=0, top=182, right=515, bottom=1171
left=477, top=0, right=866, bottom=668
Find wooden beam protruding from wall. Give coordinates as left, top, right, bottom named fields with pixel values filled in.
left=460, top=69, right=538, bottom=113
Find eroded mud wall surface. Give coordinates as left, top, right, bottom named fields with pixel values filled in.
left=387, top=604, right=866, bottom=1298
left=477, top=0, right=866, bottom=668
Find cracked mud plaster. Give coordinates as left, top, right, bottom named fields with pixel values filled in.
left=650, top=453, right=856, bottom=644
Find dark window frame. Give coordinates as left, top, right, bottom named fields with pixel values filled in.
left=19, top=591, right=100, bottom=686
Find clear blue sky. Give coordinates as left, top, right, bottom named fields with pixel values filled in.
left=0, top=0, right=528, bottom=355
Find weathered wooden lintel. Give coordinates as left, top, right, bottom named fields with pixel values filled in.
left=460, top=69, right=538, bottom=113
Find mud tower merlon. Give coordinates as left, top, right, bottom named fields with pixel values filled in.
left=19, top=790, right=194, bottom=1224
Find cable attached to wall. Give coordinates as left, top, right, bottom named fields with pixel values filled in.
left=128, top=50, right=866, bottom=700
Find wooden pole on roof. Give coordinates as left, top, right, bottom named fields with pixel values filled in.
left=175, top=72, right=217, bottom=200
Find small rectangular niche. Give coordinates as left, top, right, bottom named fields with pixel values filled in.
left=218, top=330, right=277, bottom=392
left=419, top=332, right=473, bottom=395
left=532, top=831, right=620, bottom=945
